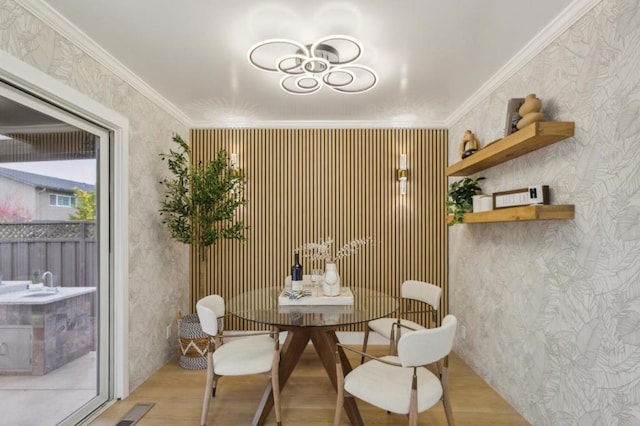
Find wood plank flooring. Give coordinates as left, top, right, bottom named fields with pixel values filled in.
left=89, top=346, right=529, bottom=425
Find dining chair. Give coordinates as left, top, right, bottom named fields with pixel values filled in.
left=361, top=280, right=441, bottom=363
left=196, top=295, right=282, bottom=426
left=335, top=314, right=458, bottom=426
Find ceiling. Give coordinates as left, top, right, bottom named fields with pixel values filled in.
left=33, top=0, right=579, bottom=128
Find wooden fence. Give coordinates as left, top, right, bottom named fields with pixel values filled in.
left=0, top=221, right=96, bottom=286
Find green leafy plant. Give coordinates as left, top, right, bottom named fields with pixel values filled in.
left=159, top=134, right=247, bottom=300
left=446, top=177, right=485, bottom=226
left=69, top=188, right=96, bottom=220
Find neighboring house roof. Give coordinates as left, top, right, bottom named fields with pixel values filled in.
left=0, top=167, right=94, bottom=193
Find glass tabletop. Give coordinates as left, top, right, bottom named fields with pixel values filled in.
left=228, top=287, right=398, bottom=328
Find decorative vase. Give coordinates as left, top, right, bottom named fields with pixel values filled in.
left=518, top=94, right=542, bottom=116
left=517, top=93, right=544, bottom=130
left=473, top=194, right=493, bottom=212
left=178, top=313, right=208, bottom=370
left=516, top=112, right=544, bottom=129
left=472, top=194, right=483, bottom=213
left=323, top=263, right=341, bottom=296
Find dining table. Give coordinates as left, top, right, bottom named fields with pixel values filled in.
left=227, top=286, right=398, bottom=426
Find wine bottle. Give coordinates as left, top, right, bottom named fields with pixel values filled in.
left=291, top=253, right=303, bottom=291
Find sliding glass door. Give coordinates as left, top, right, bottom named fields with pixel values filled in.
left=0, top=82, right=111, bottom=425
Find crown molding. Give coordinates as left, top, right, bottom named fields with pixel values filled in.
left=445, top=0, right=603, bottom=128
left=15, top=0, right=192, bottom=128
left=191, top=119, right=448, bottom=129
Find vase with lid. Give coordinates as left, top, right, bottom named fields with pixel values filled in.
left=322, top=263, right=341, bottom=296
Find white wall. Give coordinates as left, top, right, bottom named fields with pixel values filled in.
left=0, top=1, right=189, bottom=390
left=449, top=0, right=640, bottom=423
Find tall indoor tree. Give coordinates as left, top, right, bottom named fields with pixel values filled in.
left=159, top=134, right=247, bottom=303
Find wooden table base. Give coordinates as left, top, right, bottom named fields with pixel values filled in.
left=252, top=326, right=363, bottom=426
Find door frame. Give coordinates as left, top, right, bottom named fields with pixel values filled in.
left=0, top=49, right=130, bottom=399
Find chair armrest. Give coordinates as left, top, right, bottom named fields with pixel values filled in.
left=336, top=343, right=402, bottom=367
left=391, top=321, right=421, bottom=332
left=219, top=329, right=279, bottom=342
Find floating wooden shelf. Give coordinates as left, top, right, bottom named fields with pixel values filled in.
left=454, top=204, right=575, bottom=224
left=446, top=121, right=575, bottom=177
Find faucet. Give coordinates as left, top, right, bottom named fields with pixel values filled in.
left=41, top=271, right=58, bottom=292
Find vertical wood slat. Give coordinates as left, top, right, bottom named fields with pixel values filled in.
left=189, top=129, right=448, bottom=330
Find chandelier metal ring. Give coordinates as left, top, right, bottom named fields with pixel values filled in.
left=311, top=35, right=362, bottom=65
left=276, top=54, right=309, bottom=75
left=322, top=68, right=355, bottom=88
left=248, top=35, right=377, bottom=95
left=247, top=39, right=309, bottom=72
left=280, top=75, right=322, bottom=95
left=328, top=65, right=377, bottom=94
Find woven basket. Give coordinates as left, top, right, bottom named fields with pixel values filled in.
left=178, top=313, right=208, bottom=370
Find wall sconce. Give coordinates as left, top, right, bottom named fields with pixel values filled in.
left=229, top=152, right=243, bottom=192
left=230, top=153, right=241, bottom=176
left=397, top=154, right=408, bottom=195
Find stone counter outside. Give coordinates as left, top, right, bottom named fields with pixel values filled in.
left=0, top=287, right=96, bottom=375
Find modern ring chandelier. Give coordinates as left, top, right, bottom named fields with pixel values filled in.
left=247, top=35, right=378, bottom=95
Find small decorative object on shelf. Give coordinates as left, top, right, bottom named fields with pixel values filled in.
left=291, top=253, right=303, bottom=291
left=493, top=185, right=550, bottom=209
left=458, top=130, right=479, bottom=159
left=472, top=194, right=493, bottom=212
left=516, top=93, right=544, bottom=130
left=504, top=97, right=525, bottom=136
left=446, top=177, right=485, bottom=226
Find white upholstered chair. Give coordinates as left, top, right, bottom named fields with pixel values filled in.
left=196, top=295, right=282, bottom=426
left=362, top=280, right=441, bottom=362
left=336, top=314, right=457, bottom=426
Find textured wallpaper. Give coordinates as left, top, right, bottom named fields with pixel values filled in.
left=449, top=0, right=640, bottom=424
left=0, top=0, right=189, bottom=389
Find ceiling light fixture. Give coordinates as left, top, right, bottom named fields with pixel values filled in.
left=247, top=35, right=378, bottom=95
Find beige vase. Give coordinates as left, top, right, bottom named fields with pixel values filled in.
left=518, top=93, right=542, bottom=116
left=517, top=112, right=544, bottom=129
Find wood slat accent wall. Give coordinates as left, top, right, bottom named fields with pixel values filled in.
left=190, top=128, right=448, bottom=330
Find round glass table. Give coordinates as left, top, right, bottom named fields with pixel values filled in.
left=228, top=287, right=398, bottom=426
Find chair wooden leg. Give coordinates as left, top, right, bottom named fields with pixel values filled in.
left=200, top=352, right=215, bottom=426
left=334, top=350, right=345, bottom=425
left=441, top=360, right=455, bottom=426
left=272, top=349, right=282, bottom=426
left=389, top=324, right=396, bottom=356
left=361, top=328, right=370, bottom=364
left=409, top=369, right=418, bottom=426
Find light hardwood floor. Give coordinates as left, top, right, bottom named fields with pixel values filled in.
left=90, top=346, right=529, bottom=425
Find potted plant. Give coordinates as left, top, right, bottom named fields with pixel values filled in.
left=446, top=177, right=485, bottom=226
left=159, top=134, right=247, bottom=369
